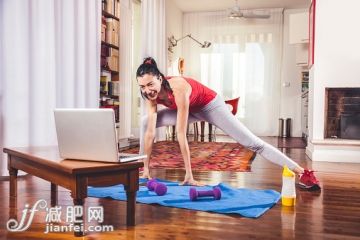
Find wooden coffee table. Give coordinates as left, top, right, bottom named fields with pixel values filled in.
left=4, top=146, right=144, bottom=236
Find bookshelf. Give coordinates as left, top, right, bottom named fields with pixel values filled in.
left=301, top=71, right=309, bottom=140
left=100, top=0, right=120, bottom=124
left=102, top=10, right=120, bottom=21
left=301, top=71, right=309, bottom=93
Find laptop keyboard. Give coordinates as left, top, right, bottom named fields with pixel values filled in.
left=118, top=153, right=146, bottom=163
left=118, top=153, right=139, bottom=162
left=119, top=155, right=133, bottom=159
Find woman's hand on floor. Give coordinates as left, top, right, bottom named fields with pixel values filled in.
left=141, top=168, right=152, bottom=179
left=180, top=177, right=204, bottom=186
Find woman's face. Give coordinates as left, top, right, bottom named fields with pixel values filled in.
left=137, top=74, right=162, bottom=100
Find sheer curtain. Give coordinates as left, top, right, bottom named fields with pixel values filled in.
left=140, top=0, right=167, bottom=140
left=0, top=0, right=101, bottom=176
left=183, top=9, right=284, bottom=136
left=118, top=0, right=133, bottom=139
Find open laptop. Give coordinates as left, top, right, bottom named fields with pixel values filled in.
left=54, top=108, right=146, bottom=163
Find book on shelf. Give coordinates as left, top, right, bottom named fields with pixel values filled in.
left=114, top=0, right=120, bottom=18
left=109, top=48, right=118, bottom=56
left=107, top=81, right=113, bottom=96
left=105, top=0, right=114, bottom=15
left=106, top=57, right=118, bottom=71
left=101, top=17, right=106, bottom=42
left=105, top=18, right=119, bottom=46
left=101, top=71, right=111, bottom=81
left=101, top=45, right=118, bottom=71
left=106, top=81, right=120, bottom=96
left=101, top=44, right=109, bottom=57
left=100, top=79, right=107, bottom=93
left=103, top=0, right=120, bottom=18
left=101, top=56, right=107, bottom=68
left=108, top=48, right=119, bottom=71
left=100, top=71, right=112, bottom=94
left=111, top=81, right=120, bottom=95
left=111, top=74, right=119, bottom=81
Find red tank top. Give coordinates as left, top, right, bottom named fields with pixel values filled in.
left=156, top=77, right=216, bottom=111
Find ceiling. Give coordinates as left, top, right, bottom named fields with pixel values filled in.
left=171, top=0, right=311, bottom=12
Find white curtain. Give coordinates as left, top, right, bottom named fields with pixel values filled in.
left=0, top=0, right=101, bottom=176
left=183, top=9, right=284, bottom=136
left=118, top=0, right=133, bottom=139
left=140, top=0, right=166, bottom=140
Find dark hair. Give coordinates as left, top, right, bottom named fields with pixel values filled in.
left=136, top=57, right=172, bottom=99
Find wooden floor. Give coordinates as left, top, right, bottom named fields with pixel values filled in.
left=1, top=136, right=360, bottom=239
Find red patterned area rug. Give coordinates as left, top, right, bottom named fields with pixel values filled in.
left=124, top=141, right=256, bottom=172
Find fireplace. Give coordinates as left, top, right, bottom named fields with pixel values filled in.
left=325, top=88, right=360, bottom=139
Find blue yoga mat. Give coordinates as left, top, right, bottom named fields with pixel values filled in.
left=88, top=178, right=280, bottom=218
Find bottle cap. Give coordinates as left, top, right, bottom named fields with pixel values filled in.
left=283, top=165, right=295, bottom=177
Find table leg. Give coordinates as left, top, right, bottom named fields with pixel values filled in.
left=126, top=191, right=136, bottom=226
left=9, top=167, right=18, bottom=200
left=9, top=167, right=18, bottom=218
left=200, top=121, right=205, bottom=142
left=51, top=183, right=58, bottom=207
left=73, top=198, right=85, bottom=237
left=71, top=177, right=87, bottom=237
left=124, top=170, right=139, bottom=226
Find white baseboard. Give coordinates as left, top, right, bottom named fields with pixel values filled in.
left=306, top=139, right=360, bottom=163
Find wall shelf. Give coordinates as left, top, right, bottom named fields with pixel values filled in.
left=101, top=41, right=119, bottom=50
left=102, top=10, right=119, bottom=21
left=100, top=94, right=120, bottom=99
left=101, top=67, right=119, bottom=75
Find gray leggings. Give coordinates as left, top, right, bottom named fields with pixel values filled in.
left=140, top=95, right=301, bottom=170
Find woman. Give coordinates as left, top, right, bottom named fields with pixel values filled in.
left=136, top=57, right=320, bottom=190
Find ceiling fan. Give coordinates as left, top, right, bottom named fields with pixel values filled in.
left=227, top=0, right=271, bottom=19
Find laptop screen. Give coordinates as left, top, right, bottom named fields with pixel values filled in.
left=54, top=108, right=119, bottom=162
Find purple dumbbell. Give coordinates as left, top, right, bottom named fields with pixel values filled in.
left=146, top=179, right=167, bottom=196
left=189, top=187, right=222, bottom=201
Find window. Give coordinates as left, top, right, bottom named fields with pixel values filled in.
left=200, top=43, right=266, bottom=119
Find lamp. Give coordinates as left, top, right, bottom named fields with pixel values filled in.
left=168, top=34, right=211, bottom=53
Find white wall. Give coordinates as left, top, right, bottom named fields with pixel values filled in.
left=309, top=0, right=360, bottom=141
left=280, top=9, right=308, bottom=137
left=307, top=0, right=360, bottom=162
left=165, top=0, right=183, bottom=71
